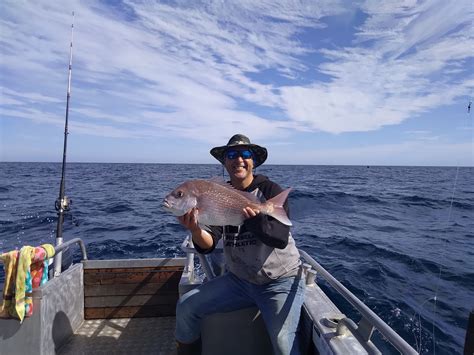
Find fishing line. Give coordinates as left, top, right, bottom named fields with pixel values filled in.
left=413, top=165, right=460, bottom=354
left=433, top=166, right=460, bottom=354
left=412, top=93, right=472, bottom=353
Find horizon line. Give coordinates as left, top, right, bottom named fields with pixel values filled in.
left=1, top=161, right=473, bottom=168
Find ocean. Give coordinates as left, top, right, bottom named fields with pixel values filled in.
left=1, top=162, right=473, bottom=354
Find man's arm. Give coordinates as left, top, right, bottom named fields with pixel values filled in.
left=244, top=212, right=290, bottom=249
left=243, top=182, right=291, bottom=249
left=178, top=208, right=220, bottom=253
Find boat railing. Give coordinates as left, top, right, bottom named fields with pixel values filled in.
left=180, top=235, right=218, bottom=282
left=55, top=237, right=88, bottom=262
left=298, top=249, right=418, bottom=355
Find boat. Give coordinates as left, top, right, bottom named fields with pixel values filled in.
left=0, top=234, right=420, bottom=354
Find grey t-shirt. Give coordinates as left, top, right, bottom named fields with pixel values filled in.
left=196, top=175, right=301, bottom=285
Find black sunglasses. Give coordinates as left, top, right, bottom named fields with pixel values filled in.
left=225, top=149, right=253, bottom=160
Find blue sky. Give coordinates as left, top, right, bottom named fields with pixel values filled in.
left=1, top=0, right=473, bottom=166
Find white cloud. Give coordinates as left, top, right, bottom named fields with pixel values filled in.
left=0, top=0, right=472, bottom=149
left=279, top=0, right=474, bottom=133
left=404, top=130, right=440, bottom=141
left=0, top=107, right=63, bottom=126
left=0, top=97, right=23, bottom=105
left=1, top=0, right=345, bottom=143
left=1, top=87, right=62, bottom=105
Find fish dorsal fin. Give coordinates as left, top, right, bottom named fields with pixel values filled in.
left=207, top=177, right=260, bottom=203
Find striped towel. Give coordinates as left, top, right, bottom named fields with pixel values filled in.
left=0, top=250, right=19, bottom=319
left=1, top=244, right=55, bottom=322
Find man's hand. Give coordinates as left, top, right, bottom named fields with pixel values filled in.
left=178, top=208, right=200, bottom=232
left=243, top=206, right=260, bottom=219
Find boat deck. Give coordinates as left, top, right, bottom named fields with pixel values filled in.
left=0, top=246, right=420, bottom=355
left=58, top=317, right=176, bottom=355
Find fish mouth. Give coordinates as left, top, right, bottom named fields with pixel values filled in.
left=163, top=200, right=171, bottom=209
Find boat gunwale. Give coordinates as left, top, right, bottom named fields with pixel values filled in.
left=82, top=257, right=187, bottom=269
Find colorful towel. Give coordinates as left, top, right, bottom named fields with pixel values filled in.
left=1, top=244, right=55, bottom=322
left=0, top=250, right=19, bottom=318
left=15, top=246, right=36, bottom=321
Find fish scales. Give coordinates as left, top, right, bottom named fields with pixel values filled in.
left=163, top=179, right=292, bottom=226
left=197, top=183, right=253, bottom=225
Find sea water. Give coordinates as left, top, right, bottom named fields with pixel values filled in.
left=1, top=162, right=473, bottom=354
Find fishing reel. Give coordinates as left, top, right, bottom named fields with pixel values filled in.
left=55, top=195, right=72, bottom=213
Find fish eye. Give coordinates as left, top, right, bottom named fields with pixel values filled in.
left=176, top=190, right=184, bottom=198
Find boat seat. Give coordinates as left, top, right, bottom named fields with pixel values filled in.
left=201, top=306, right=273, bottom=355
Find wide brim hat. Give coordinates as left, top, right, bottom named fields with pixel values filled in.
left=210, top=134, right=268, bottom=168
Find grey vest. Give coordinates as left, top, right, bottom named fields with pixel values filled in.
left=222, top=188, right=301, bottom=285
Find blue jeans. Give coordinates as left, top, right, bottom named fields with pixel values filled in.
left=175, top=271, right=306, bottom=355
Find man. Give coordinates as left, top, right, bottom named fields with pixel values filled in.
left=175, top=134, right=305, bottom=355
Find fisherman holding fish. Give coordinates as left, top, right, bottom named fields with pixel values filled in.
left=164, top=134, right=305, bottom=355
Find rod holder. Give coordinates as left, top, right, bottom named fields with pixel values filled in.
left=306, top=269, right=317, bottom=286
left=302, top=262, right=312, bottom=274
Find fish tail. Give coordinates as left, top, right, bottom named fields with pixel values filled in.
left=266, top=188, right=292, bottom=226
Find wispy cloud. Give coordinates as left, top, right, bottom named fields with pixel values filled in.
left=0, top=0, right=344, bottom=142
left=2, top=88, right=63, bottom=104
left=404, top=130, right=440, bottom=141
left=0, top=0, right=472, bottom=157
left=280, top=0, right=473, bottom=133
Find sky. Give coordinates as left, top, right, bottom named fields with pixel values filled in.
left=1, top=0, right=473, bottom=166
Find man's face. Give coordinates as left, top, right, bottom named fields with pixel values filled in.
left=224, top=147, right=254, bottom=181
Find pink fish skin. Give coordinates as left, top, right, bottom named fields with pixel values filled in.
left=163, top=179, right=292, bottom=226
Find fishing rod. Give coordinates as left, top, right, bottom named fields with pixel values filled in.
left=54, top=12, right=75, bottom=277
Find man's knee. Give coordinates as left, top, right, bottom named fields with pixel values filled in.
left=176, top=288, right=199, bottom=317
left=176, top=295, right=194, bottom=321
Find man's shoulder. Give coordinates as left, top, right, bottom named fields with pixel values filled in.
left=251, top=175, right=283, bottom=197
left=252, top=174, right=272, bottom=188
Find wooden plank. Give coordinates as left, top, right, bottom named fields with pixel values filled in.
left=85, top=304, right=177, bottom=319
left=84, top=281, right=177, bottom=296
left=84, top=265, right=184, bottom=274
left=84, top=293, right=178, bottom=307
left=83, top=257, right=186, bottom=269
left=84, top=270, right=182, bottom=285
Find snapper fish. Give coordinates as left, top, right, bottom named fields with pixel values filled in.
left=163, top=179, right=292, bottom=226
